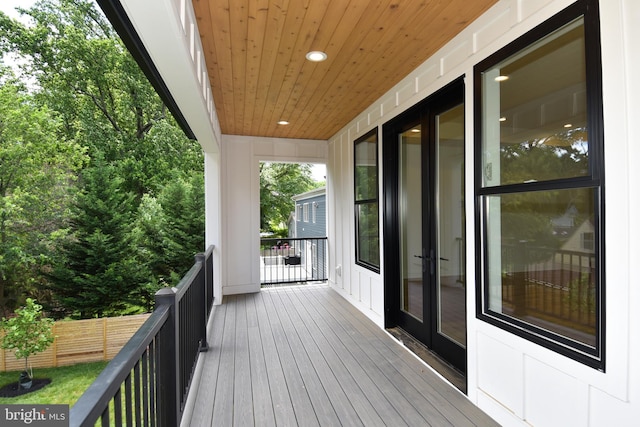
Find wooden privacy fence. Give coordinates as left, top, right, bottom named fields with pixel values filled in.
left=0, top=313, right=150, bottom=372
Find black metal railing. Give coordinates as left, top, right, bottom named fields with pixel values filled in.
left=260, top=237, right=327, bottom=286
left=501, top=243, right=596, bottom=332
left=70, top=245, right=215, bottom=427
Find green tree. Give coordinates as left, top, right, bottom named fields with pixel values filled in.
left=260, top=163, right=318, bottom=234
left=500, top=129, right=591, bottom=249
left=0, top=0, right=203, bottom=197
left=157, top=173, right=205, bottom=282
left=0, top=69, right=85, bottom=313
left=132, top=173, right=204, bottom=298
left=1, top=0, right=206, bottom=316
left=47, top=157, right=151, bottom=318
left=1, top=298, right=54, bottom=383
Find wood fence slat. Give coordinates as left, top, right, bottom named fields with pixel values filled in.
left=0, top=313, right=150, bottom=371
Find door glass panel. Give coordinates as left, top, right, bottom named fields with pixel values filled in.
left=400, top=126, right=423, bottom=321
left=436, top=104, right=466, bottom=347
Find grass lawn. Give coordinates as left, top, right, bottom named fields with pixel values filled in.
left=0, top=361, right=108, bottom=406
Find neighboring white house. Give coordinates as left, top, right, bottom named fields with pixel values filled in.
left=101, top=0, right=639, bottom=425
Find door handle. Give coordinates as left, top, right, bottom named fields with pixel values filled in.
left=415, top=251, right=442, bottom=274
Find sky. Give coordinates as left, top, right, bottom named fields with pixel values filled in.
left=312, top=164, right=326, bottom=182
left=1, top=0, right=37, bottom=71
left=0, top=0, right=36, bottom=21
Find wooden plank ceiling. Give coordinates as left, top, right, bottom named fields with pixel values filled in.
left=192, top=0, right=498, bottom=140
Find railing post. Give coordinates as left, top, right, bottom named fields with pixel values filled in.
left=513, top=240, right=528, bottom=316
left=196, top=252, right=209, bottom=352
left=155, top=288, right=180, bottom=427
left=205, top=246, right=215, bottom=314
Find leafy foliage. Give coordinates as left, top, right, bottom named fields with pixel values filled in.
left=135, top=173, right=205, bottom=289
left=0, top=0, right=203, bottom=196
left=260, top=163, right=319, bottom=234
left=46, top=158, right=152, bottom=318
left=0, top=69, right=86, bottom=313
left=0, top=0, right=206, bottom=317
left=1, top=298, right=54, bottom=372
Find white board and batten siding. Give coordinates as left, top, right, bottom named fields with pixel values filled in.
left=327, top=0, right=640, bottom=426
left=220, top=135, right=328, bottom=296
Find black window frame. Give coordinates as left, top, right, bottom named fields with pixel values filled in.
left=354, top=127, right=380, bottom=273
left=473, top=0, right=605, bottom=370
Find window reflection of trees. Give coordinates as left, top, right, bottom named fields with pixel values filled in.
left=500, top=127, right=589, bottom=185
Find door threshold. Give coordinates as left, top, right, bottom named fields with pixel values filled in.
left=386, top=327, right=466, bottom=393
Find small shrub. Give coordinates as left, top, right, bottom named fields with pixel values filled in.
left=1, top=299, right=54, bottom=387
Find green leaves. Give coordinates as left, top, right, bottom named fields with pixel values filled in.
left=1, top=298, right=54, bottom=369
left=260, top=163, right=318, bottom=233
left=0, top=0, right=206, bottom=317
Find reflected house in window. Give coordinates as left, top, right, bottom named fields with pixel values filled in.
left=551, top=204, right=580, bottom=237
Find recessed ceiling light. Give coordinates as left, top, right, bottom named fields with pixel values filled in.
left=410, top=128, right=420, bottom=133
left=306, top=51, right=327, bottom=62
left=278, top=120, right=289, bottom=125
left=499, top=117, right=507, bottom=122
left=564, top=123, right=573, bottom=128
left=494, top=75, right=509, bottom=82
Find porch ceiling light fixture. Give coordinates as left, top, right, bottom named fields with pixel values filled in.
left=494, top=75, right=509, bottom=82
left=278, top=120, right=290, bottom=125
left=306, top=51, right=327, bottom=62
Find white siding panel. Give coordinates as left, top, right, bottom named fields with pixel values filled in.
left=472, top=3, right=515, bottom=54
left=341, top=134, right=353, bottom=296
left=221, top=135, right=327, bottom=296
left=524, top=357, right=589, bottom=427
left=223, top=141, right=255, bottom=291
left=274, top=141, right=298, bottom=157
left=415, top=64, right=440, bottom=94
left=590, top=386, right=640, bottom=427
left=396, top=80, right=416, bottom=107
left=370, top=277, right=383, bottom=316
left=477, top=332, right=524, bottom=417
left=367, top=105, right=381, bottom=124
left=623, top=0, right=640, bottom=420
left=360, top=271, right=371, bottom=307
left=380, top=93, right=396, bottom=117
left=477, top=391, right=527, bottom=427
left=356, top=116, right=369, bottom=134
left=252, top=140, right=275, bottom=156
left=441, top=40, right=472, bottom=75
left=519, top=0, right=558, bottom=23
left=302, top=141, right=327, bottom=159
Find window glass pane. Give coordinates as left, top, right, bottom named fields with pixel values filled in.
left=355, top=133, right=378, bottom=201
left=485, top=187, right=597, bottom=347
left=481, top=17, right=589, bottom=187
left=357, top=202, right=380, bottom=268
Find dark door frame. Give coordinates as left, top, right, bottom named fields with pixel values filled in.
left=382, top=77, right=466, bottom=372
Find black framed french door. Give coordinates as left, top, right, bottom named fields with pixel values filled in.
left=383, top=78, right=466, bottom=373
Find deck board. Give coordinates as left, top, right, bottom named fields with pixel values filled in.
left=246, top=292, right=276, bottom=426
left=296, top=287, right=454, bottom=427
left=186, top=284, right=499, bottom=427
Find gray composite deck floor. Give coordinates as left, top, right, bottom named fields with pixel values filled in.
left=185, top=284, right=498, bottom=427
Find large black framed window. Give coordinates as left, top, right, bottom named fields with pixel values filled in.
left=474, top=0, right=604, bottom=369
left=355, top=128, right=380, bottom=272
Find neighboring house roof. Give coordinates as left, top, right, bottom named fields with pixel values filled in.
left=292, top=186, right=326, bottom=202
